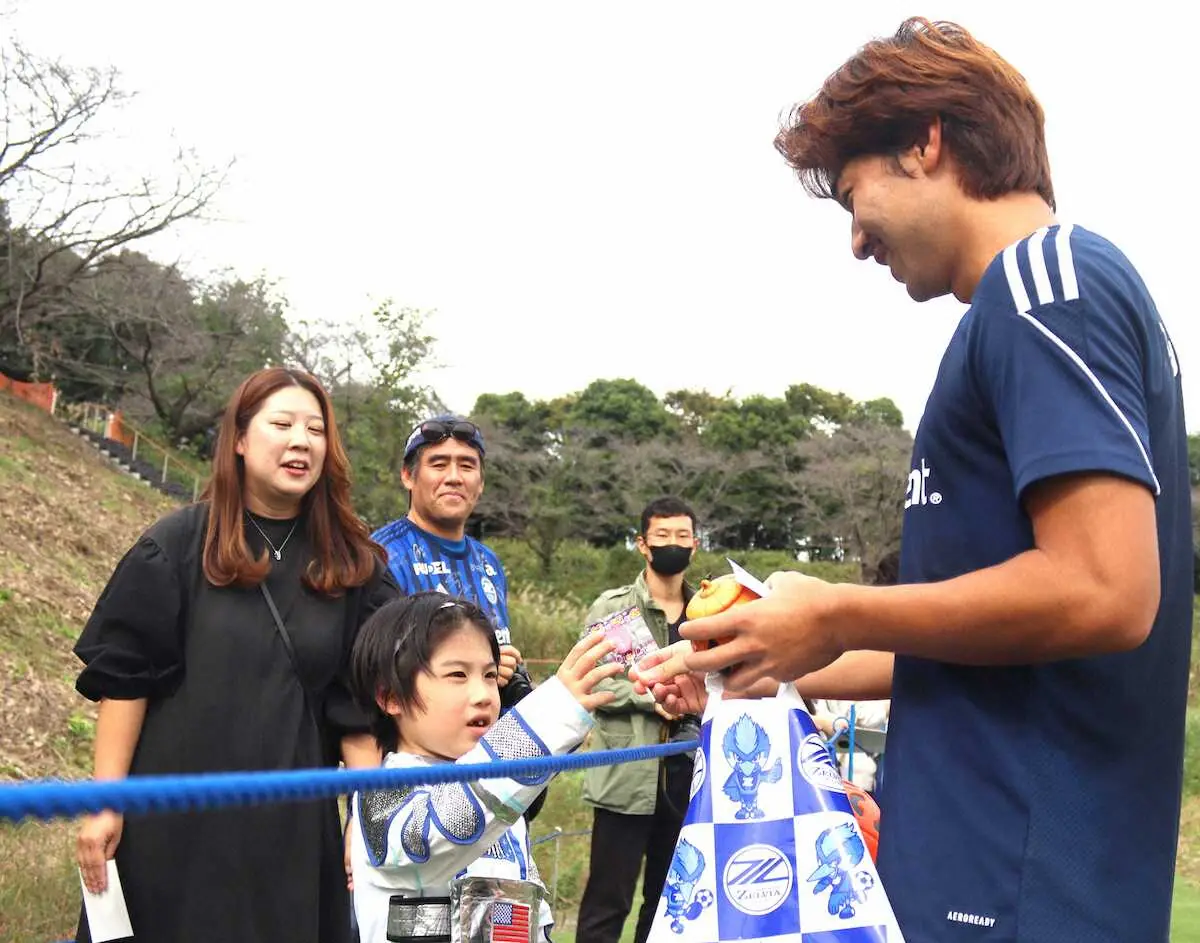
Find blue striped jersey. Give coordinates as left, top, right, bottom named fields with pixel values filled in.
left=884, top=224, right=1190, bottom=941
left=371, top=517, right=512, bottom=646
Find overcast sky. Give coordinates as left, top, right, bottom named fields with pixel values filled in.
left=6, top=2, right=1195, bottom=432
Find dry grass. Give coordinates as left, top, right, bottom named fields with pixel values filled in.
left=0, top=392, right=177, bottom=940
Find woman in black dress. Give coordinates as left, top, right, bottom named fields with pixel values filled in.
left=73, top=366, right=397, bottom=943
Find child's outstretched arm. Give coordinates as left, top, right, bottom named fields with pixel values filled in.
left=356, top=632, right=621, bottom=887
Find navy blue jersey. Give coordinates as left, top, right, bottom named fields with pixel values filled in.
left=881, top=224, right=1191, bottom=941
left=371, top=517, right=512, bottom=646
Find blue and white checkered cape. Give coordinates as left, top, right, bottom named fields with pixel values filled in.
left=647, top=680, right=905, bottom=943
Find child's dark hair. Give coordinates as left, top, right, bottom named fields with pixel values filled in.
left=350, top=592, right=501, bottom=754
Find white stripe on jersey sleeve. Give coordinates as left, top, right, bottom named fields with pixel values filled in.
left=1027, top=228, right=1054, bottom=306
left=1003, top=224, right=1081, bottom=313
left=1055, top=223, right=1079, bottom=301
left=1015, top=311, right=1161, bottom=496
left=1002, top=243, right=1031, bottom=314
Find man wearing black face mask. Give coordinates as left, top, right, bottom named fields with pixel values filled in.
left=577, top=497, right=700, bottom=943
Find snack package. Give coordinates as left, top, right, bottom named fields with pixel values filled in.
left=583, top=605, right=659, bottom=670
left=646, top=564, right=905, bottom=943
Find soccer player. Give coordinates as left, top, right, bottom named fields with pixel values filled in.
left=637, top=18, right=1190, bottom=941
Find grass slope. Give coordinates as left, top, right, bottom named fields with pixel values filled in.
left=0, top=392, right=175, bottom=941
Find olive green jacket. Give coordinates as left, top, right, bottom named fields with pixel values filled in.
left=581, top=571, right=692, bottom=815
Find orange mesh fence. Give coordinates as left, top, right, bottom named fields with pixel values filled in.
left=0, top=371, right=56, bottom=413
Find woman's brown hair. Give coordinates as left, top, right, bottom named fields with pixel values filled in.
left=201, top=367, right=385, bottom=594
left=774, top=18, right=1054, bottom=209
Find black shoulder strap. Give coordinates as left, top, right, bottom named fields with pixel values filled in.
left=260, top=581, right=321, bottom=734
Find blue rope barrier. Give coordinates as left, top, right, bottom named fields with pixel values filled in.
left=0, top=740, right=699, bottom=823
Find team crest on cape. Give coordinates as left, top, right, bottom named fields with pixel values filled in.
left=796, top=732, right=846, bottom=793
left=722, top=843, right=793, bottom=916
left=481, top=576, right=498, bottom=605
left=690, top=748, right=706, bottom=799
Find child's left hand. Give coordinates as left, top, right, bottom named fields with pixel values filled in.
left=557, top=631, right=624, bottom=710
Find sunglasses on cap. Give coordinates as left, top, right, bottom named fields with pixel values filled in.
left=405, top=419, right=486, bottom=458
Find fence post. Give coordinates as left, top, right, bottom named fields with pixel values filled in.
left=193, top=474, right=200, bottom=502
left=131, top=431, right=140, bottom=463
left=162, top=451, right=170, bottom=486
left=549, top=826, right=563, bottom=911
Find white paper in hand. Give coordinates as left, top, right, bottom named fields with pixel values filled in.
left=80, top=859, right=133, bottom=942
left=726, top=558, right=771, bottom=598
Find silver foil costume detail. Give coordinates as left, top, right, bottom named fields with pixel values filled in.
left=483, top=711, right=551, bottom=785
left=361, top=783, right=486, bottom=865
left=387, top=896, right=452, bottom=941
left=451, top=876, right=542, bottom=943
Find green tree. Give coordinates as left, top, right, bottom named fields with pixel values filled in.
left=664, top=388, right=729, bottom=436
left=473, top=391, right=552, bottom=449
left=65, top=254, right=288, bottom=443
left=851, top=397, right=905, bottom=429
left=568, top=378, right=678, bottom=444
left=701, top=393, right=812, bottom=453
left=785, top=382, right=857, bottom=427
left=476, top=421, right=596, bottom=576
left=470, top=381, right=911, bottom=557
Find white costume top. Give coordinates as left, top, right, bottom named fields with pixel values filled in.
left=351, top=677, right=594, bottom=943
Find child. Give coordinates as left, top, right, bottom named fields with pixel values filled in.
left=348, top=592, right=621, bottom=943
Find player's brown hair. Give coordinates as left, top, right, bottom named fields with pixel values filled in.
left=774, top=18, right=1054, bottom=209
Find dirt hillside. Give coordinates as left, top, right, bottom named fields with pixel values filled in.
left=0, top=392, right=176, bottom=781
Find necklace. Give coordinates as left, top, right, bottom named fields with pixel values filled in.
left=246, top=514, right=299, bottom=561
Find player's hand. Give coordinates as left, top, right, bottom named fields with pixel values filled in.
left=632, top=642, right=782, bottom=715
left=498, top=644, right=522, bottom=687
left=654, top=702, right=681, bottom=722
left=631, top=642, right=708, bottom=715
left=680, top=570, right=846, bottom=689
left=77, top=810, right=123, bottom=894
left=630, top=640, right=693, bottom=693
left=557, top=631, right=623, bottom=711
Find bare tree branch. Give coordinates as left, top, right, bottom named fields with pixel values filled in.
left=0, top=37, right=227, bottom=374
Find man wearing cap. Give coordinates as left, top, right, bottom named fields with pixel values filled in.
left=371, top=414, right=534, bottom=707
